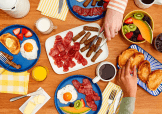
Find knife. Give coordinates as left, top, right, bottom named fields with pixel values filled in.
left=89, top=30, right=104, bottom=48
left=10, top=89, right=43, bottom=102
left=113, top=90, right=123, bottom=114
left=58, top=0, right=64, bottom=14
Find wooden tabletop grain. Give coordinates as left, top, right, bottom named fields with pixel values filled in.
left=0, top=0, right=162, bottom=114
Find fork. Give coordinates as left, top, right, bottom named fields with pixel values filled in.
left=106, top=89, right=117, bottom=114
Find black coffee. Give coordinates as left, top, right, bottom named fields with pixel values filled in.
left=141, top=0, right=154, bottom=4
left=99, top=64, right=115, bottom=80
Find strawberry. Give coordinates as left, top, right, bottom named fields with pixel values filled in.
left=22, top=28, right=28, bottom=35
left=125, top=32, right=133, bottom=39
left=103, top=2, right=108, bottom=10
left=124, top=17, right=133, bottom=24
left=80, top=98, right=85, bottom=108
left=17, top=33, right=23, bottom=41
left=137, top=34, right=145, bottom=41
left=104, top=0, right=110, bottom=2
left=13, top=28, right=20, bottom=36
left=24, top=31, right=33, bottom=38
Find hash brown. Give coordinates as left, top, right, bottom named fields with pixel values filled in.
left=0, top=33, right=20, bottom=55
left=118, top=49, right=138, bottom=67
left=147, top=69, right=162, bottom=91
left=138, top=60, right=151, bottom=83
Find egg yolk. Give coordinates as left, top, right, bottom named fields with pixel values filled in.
left=63, top=92, right=72, bottom=101
left=24, top=43, right=33, bottom=52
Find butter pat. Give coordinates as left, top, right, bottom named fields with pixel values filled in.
left=24, top=101, right=36, bottom=114
left=6, top=38, right=13, bottom=48
left=34, top=95, right=46, bottom=104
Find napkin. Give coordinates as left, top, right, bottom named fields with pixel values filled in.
left=0, top=68, right=30, bottom=95
left=98, top=82, right=123, bottom=114
left=37, top=0, right=69, bottom=21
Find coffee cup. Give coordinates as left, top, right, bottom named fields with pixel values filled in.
left=134, top=0, right=162, bottom=9
left=92, top=61, right=117, bottom=83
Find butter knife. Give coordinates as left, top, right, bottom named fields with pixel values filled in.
left=58, top=0, right=64, bottom=14
left=113, top=90, right=123, bottom=114
left=10, top=89, right=43, bottom=102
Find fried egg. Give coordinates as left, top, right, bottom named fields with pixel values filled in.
left=57, top=85, right=78, bottom=104
left=20, top=39, right=38, bottom=60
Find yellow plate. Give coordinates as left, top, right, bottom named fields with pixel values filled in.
left=122, top=10, right=154, bottom=44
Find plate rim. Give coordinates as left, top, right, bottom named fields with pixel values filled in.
left=54, top=75, right=103, bottom=114
left=66, top=0, right=106, bottom=21
left=0, top=24, right=41, bottom=72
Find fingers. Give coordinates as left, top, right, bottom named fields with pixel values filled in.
left=110, top=27, right=115, bottom=38
left=133, top=65, right=137, bottom=78
left=118, top=68, right=122, bottom=79
left=104, top=24, right=111, bottom=40
left=121, top=66, right=125, bottom=78
left=125, top=59, right=131, bottom=76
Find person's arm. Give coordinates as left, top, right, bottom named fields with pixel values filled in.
left=119, top=97, right=136, bottom=114
left=117, top=59, right=137, bottom=114
left=102, top=0, right=128, bottom=40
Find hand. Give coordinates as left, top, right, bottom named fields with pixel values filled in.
left=101, top=8, right=123, bottom=40
left=117, top=59, right=137, bottom=98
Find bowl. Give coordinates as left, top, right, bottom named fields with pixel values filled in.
left=153, top=33, right=162, bottom=53
left=122, top=10, right=154, bottom=44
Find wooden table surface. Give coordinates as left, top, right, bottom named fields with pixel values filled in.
left=0, top=0, right=162, bottom=114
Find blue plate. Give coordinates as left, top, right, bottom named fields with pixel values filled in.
left=0, top=25, right=41, bottom=72
left=54, top=75, right=102, bottom=114
left=66, top=0, right=106, bottom=21
left=117, top=44, right=162, bottom=96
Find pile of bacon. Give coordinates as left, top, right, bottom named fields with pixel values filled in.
left=72, top=78, right=100, bottom=111
left=73, top=5, right=104, bottom=17
left=49, top=31, right=88, bottom=72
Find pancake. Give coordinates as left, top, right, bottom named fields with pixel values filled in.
left=138, top=60, right=151, bottom=83
left=0, top=33, right=20, bottom=55
left=118, top=49, right=138, bottom=67
left=147, top=69, right=162, bottom=91
left=130, top=52, right=144, bottom=70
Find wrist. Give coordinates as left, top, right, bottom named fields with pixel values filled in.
left=123, top=92, right=136, bottom=98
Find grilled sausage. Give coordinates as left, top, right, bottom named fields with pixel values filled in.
left=84, top=35, right=97, bottom=45
left=73, top=30, right=86, bottom=42
left=94, top=37, right=102, bottom=52
left=92, top=0, right=97, bottom=6
left=83, top=0, right=91, bottom=7
left=86, top=45, right=95, bottom=57
left=80, top=43, right=91, bottom=52
left=91, top=49, right=103, bottom=62
left=83, top=26, right=99, bottom=32
left=80, top=32, right=91, bottom=44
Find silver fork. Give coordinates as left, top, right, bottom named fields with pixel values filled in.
left=106, top=89, right=117, bottom=114
left=0, top=52, right=9, bottom=64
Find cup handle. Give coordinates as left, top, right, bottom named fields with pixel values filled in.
left=154, top=0, right=162, bottom=5
left=92, top=76, right=101, bottom=83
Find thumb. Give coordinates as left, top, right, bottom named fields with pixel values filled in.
left=100, top=26, right=104, bottom=32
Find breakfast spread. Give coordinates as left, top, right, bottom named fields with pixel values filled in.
left=122, top=12, right=153, bottom=43
left=0, top=33, right=20, bottom=55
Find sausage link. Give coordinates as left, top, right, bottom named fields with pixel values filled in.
left=83, top=26, right=99, bottom=32
left=92, top=0, right=97, bottom=6
left=84, top=35, right=97, bottom=45
left=94, top=37, right=102, bottom=52
left=86, top=45, right=95, bottom=57
left=73, top=30, right=86, bottom=42
left=83, top=0, right=91, bottom=7
left=91, top=49, right=103, bottom=62
left=80, top=32, right=91, bottom=44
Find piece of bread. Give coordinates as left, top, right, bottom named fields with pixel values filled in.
left=0, top=33, right=20, bottom=55
left=118, top=49, right=138, bottom=67
left=130, top=52, right=144, bottom=70
left=138, top=60, right=151, bottom=83
left=147, top=69, right=162, bottom=91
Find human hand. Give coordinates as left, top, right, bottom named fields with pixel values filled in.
left=117, top=59, right=137, bottom=98
left=101, top=9, right=123, bottom=40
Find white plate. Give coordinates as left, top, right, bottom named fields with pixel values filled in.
left=19, top=87, right=51, bottom=114
left=45, top=23, right=109, bottom=74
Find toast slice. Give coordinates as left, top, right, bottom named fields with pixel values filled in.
left=138, top=60, right=151, bottom=83
left=147, top=70, right=162, bottom=91
left=0, top=33, right=20, bottom=55
left=118, top=49, right=138, bottom=68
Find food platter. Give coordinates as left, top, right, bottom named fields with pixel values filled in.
left=0, top=25, right=41, bottom=72
left=117, top=44, right=162, bottom=96
left=66, top=0, right=106, bottom=21
left=45, top=23, right=109, bottom=74
left=54, top=75, right=102, bottom=114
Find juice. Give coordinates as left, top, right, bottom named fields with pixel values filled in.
left=32, top=66, right=48, bottom=81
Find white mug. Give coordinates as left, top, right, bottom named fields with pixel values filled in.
left=92, top=61, right=117, bottom=83
left=134, top=0, right=162, bottom=9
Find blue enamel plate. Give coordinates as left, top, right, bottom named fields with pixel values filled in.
left=54, top=75, right=102, bottom=114
left=0, top=25, right=41, bottom=72
left=117, top=44, right=162, bottom=96
left=66, top=0, right=106, bottom=21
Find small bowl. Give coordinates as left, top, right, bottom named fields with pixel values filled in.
left=153, top=33, right=162, bottom=53
left=122, top=10, right=154, bottom=44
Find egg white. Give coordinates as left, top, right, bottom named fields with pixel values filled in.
left=57, top=84, right=78, bottom=104
left=20, top=39, right=38, bottom=60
